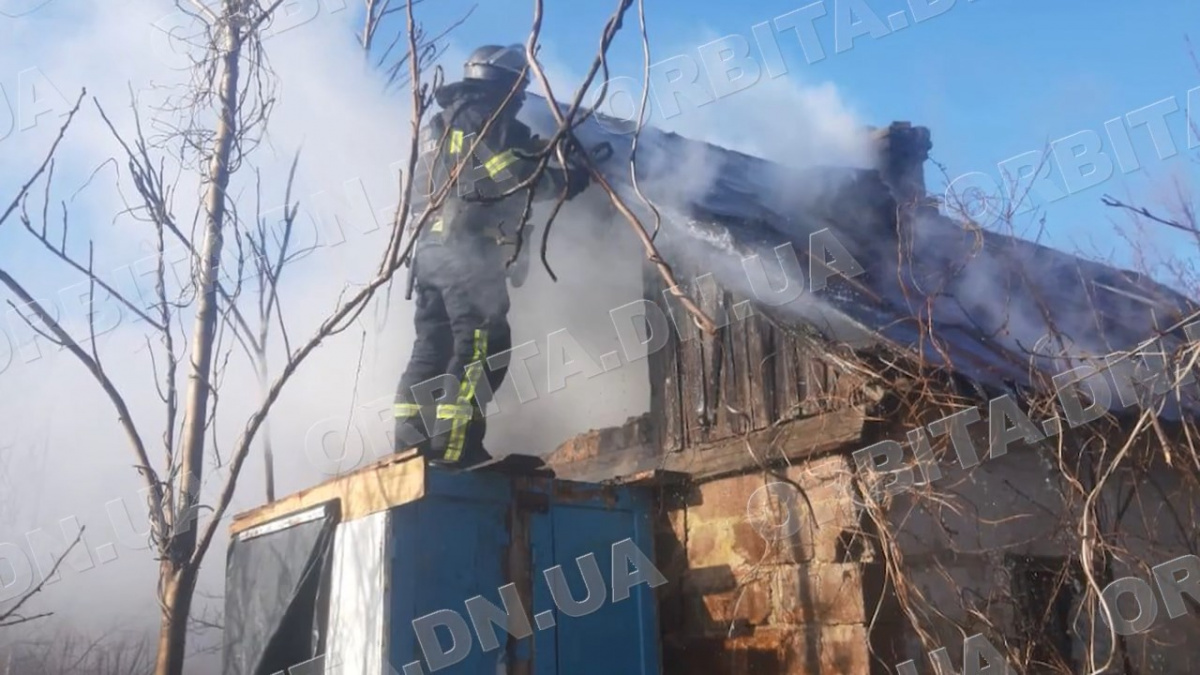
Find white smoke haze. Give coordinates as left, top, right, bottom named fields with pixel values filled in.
left=655, top=74, right=874, bottom=170
left=484, top=31, right=882, bottom=449
left=0, top=4, right=877, bottom=672
left=0, top=2, right=417, bottom=669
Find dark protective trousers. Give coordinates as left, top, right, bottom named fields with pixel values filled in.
left=394, top=235, right=512, bottom=465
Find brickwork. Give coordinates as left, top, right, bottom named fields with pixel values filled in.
left=657, top=452, right=883, bottom=674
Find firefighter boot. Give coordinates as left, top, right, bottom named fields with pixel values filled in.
left=458, top=411, right=494, bottom=469
left=424, top=409, right=492, bottom=469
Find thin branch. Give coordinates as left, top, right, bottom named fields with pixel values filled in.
left=525, top=0, right=717, bottom=334
left=0, top=89, right=86, bottom=227
left=0, top=529, right=85, bottom=628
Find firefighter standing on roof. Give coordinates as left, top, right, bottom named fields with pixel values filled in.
left=394, top=44, right=592, bottom=468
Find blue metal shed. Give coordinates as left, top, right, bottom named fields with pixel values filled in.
left=223, top=450, right=663, bottom=675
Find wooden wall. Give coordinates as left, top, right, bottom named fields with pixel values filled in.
left=643, top=258, right=843, bottom=454
left=636, top=123, right=937, bottom=456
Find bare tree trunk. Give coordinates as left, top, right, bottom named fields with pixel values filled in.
left=258, top=359, right=276, bottom=502
left=2, top=3, right=634, bottom=673
left=154, top=564, right=198, bottom=675
left=157, top=5, right=243, bottom=674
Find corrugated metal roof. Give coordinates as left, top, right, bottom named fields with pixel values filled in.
left=520, top=97, right=1200, bottom=419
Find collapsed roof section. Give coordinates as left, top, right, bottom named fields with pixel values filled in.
left=519, top=95, right=1200, bottom=420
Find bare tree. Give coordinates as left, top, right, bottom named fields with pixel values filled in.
left=0, top=0, right=723, bottom=672
left=0, top=627, right=152, bottom=675
left=0, top=532, right=84, bottom=630
left=0, top=624, right=154, bottom=672
left=0, top=0, right=444, bottom=670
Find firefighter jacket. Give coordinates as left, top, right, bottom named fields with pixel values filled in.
left=410, top=82, right=590, bottom=258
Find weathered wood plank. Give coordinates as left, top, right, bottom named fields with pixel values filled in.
left=643, top=260, right=683, bottom=452
left=643, top=258, right=666, bottom=437
left=728, top=296, right=753, bottom=437
left=547, top=441, right=660, bottom=483
left=605, top=469, right=690, bottom=487
left=788, top=344, right=809, bottom=416
left=674, top=286, right=706, bottom=449
left=705, top=332, right=728, bottom=443
left=745, top=309, right=774, bottom=431
left=544, top=409, right=865, bottom=485
left=544, top=413, right=656, bottom=468
left=707, top=318, right=742, bottom=443
left=660, top=317, right=684, bottom=453
left=774, top=332, right=802, bottom=422
left=818, top=354, right=839, bottom=406
left=230, top=451, right=425, bottom=535
left=661, top=408, right=866, bottom=482
left=698, top=275, right=725, bottom=443
left=796, top=338, right=818, bottom=414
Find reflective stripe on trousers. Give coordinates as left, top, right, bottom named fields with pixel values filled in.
left=435, top=328, right=488, bottom=462
left=394, top=403, right=422, bottom=418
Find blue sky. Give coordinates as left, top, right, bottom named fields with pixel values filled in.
left=381, top=0, right=1200, bottom=280
left=0, top=1, right=1195, bottom=647
left=2, top=0, right=1196, bottom=282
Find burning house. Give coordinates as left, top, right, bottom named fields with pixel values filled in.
left=222, top=99, right=1200, bottom=674
left=543, top=112, right=1200, bottom=674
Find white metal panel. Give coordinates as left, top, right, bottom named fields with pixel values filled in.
left=325, top=510, right=391, bottom=675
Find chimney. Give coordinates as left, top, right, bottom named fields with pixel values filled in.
left=870, top=121, right=933, bottom=213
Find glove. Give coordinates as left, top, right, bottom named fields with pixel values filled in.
left=508, top=254, right=530, bottom=288
left=499, top=236, right=530, bottom=288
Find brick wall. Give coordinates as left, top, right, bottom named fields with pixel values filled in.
left=655, top=453, right=889, bottom=674
left=649, top=429, right=1200, bottom=674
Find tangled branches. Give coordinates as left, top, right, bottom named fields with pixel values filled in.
left=821, top=171, right=1200, bottom=673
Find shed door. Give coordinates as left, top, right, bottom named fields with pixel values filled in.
left=388, top=488, right=512, bottom=674
left=541, top=497, right=661, bottom=675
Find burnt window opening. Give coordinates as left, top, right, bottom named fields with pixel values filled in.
left=1007, top=554, right=1084, bottom=673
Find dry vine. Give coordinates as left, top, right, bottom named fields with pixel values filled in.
left=834, top=149, right=1200, bottom=674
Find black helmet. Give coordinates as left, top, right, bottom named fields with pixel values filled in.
left=464, top=44, right=530, bottom=90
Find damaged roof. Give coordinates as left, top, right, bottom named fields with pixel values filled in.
left=520, top=96, right=1200, bottom=420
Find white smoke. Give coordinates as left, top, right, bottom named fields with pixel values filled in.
left=0, top=5, right=877, bottom=672
left=0, top=2, right=417, bottom=670
left=481, top=31, right=878, bottom=455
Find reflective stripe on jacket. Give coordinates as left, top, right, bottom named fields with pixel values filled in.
left=410, top=93, right=574, bottom=245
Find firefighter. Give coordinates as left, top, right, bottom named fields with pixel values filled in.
left=394, top=44, right=592, bottom=468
